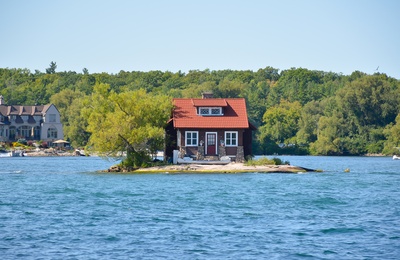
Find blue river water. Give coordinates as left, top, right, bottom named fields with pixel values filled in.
left=0, top=156, right=399, bottom=259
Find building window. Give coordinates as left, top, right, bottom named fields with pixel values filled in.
left=49, top=114, right=56, bottom=123
left=211, top=108, right=221, bottom=115
left=185, top=131, right=198, bottom=146
left=9, top=127, right=16, bottom=140
left=200, top=108, right=209, bottom=115
left=18, top=126, right=31, bottom=138
left=225, top=131, right=238, bottom=146
left=199, top=107, right=222, bottom=116
left=47, top=128, right=58, bottom=138
left=34, top=126, right=41, bottom=139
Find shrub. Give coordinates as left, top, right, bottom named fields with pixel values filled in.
left=244, top=157, right=290, bottom=166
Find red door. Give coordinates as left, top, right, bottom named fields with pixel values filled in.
left=206, top=133, right=216, bottom=155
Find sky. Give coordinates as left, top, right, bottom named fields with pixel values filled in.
left=1, top=0, right=399, bottom=79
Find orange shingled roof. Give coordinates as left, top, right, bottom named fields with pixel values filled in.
left=172, top=98, right=250, bottom=129
left=191, top=99, right=228, bottom=107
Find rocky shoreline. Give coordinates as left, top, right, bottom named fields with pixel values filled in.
left=104, top=162, right=320, bottom=174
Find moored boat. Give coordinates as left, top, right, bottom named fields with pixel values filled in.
left=393, top=155, right=400, bottom=160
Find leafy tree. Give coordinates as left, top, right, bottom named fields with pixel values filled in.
left=86, top=84, right=173, bottom=168
left=310, top=114, right=344, bottom=155
left=65, top=96, right=91, bottom=147
left=50, top=89, right=89, bottom=147
left=296, top=100, right=324, bottom=144
left=383, top=113, right=400, bottom=155
left=336, top=74, right=399, bottom=127
left=258, top=100, right=302, bottom=145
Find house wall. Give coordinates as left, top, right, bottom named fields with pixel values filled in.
left=177, top=128, right=246, bottom=157
left=40, top=105, right=64, bottom=142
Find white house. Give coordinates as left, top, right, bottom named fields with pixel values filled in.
left=0, top=95, right=64, bottom=143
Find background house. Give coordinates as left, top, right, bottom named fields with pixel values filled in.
left=0, top=95, right=64, bottom=144
left=165, top=93, right=256, bottom=162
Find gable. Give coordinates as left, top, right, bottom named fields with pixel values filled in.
left=172, top=98, right=250, bottom=129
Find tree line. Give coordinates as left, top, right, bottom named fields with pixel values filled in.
left=1, top=63, right=399, bottom=158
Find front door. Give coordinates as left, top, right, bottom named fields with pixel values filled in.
left=206, top=133, right=217, bottom=155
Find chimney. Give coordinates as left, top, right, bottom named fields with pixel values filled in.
left=202, top=92, right=214, bottom=99
left=0, top=95, right=4, bottom=105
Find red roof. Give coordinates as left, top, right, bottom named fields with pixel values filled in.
left=191, top=99, right=228, bottom=107
left=172, top=98, right=250, bottom=129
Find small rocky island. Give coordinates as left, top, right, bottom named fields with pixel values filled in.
left=104, top=162, right=319, bottom=174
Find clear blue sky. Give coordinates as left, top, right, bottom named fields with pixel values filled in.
left=1, top=0, right=399, bottom=79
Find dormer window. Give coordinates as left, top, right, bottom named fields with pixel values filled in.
left=199, top=107, right=223, bottom=116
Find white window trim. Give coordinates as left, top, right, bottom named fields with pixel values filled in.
left=185, top=131, right=199, bottom=146
left=198, top=107, right=223, bottom=116
left=225, top=131, right=238, bottom=146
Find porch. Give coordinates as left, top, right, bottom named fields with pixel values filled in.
left=178, top=145, right=245, bottom=163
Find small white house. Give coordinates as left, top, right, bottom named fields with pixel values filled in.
left=0, top=95, right=64, bottom=144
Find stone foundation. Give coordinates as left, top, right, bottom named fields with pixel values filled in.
left=197, top=146, right=205, bottom=160
left=236, top=146, right=244, bottom=162
left=218, top=146, right=226, bottom=159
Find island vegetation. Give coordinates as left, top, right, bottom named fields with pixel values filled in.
left=1, top=63, right=400, bottom=167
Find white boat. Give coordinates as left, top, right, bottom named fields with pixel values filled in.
left=393, top=155, right=400, bottom=160
left=0, top=150, right=24, bottom=157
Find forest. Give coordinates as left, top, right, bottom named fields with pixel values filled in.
left=1, top=62, right=400, bottom=156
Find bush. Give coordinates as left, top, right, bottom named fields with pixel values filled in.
left=244, top=157, right=290, bottom=166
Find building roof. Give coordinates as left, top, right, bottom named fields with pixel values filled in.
left=0, top=104, right=52, bottom=116
left=172, top=98, right=250, bottom=129
left=191, top=99, right=228, bottom=107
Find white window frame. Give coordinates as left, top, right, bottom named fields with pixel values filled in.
left=199, top=107, right=223, bottom=116
left=225, top=131, right=238, bottom=146
left=185, top=131, right=198, bottom=146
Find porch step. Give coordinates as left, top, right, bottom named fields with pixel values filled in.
left=204, top=156, right=219, bottom=161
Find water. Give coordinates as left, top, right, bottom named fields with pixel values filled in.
left=1, top=156, right=399, bottom=259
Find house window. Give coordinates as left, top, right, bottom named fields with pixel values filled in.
left=47, top=128, right=58, bottom=138
left=34, top=126, right=41, bottom=139
left=211, top=108, right=221, bottom=115
left=18, top=126, right=31, bottom=138
left=225, top=131, right=238, bottom=146
left=200, top=108, right=210, bottom=115
left=199, top=107, right=222, bottom=116
left=185, top=131, right=198, bottom=146
left=49, top=114, right=56, bottom=123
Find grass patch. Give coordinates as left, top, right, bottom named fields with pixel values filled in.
left=244, top=157, right=290, bottom=166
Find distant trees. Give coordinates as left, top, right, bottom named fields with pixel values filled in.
left=0, top=66, right=399, bottom=156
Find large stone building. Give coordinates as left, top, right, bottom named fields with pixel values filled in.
left=0, top=95, right=64, bottom=143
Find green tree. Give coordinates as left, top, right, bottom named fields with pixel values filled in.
left=46, top=61, right=57, bottom=74
left=296, top=100, right=324, bottom=145
left=258, top=100, right=302, bottom=145
left=310, top=114, right=344, bottom=155
left=383, top=113, right=400, bottom=155
left=86, top=84, right=173, bottom=168
left=50, top=89, right=89, bottom=147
